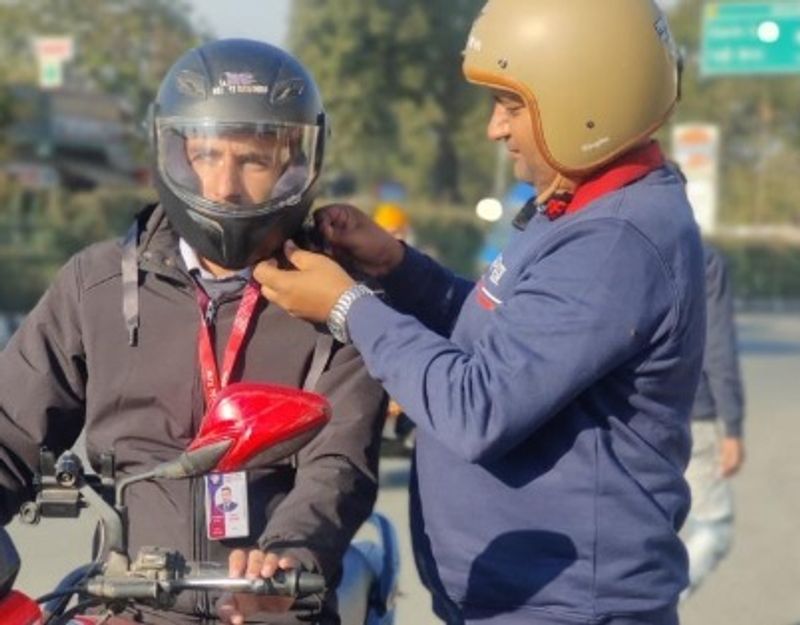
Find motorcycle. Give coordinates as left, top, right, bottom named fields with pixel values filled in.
left=0, top=383, right=399, bottom=625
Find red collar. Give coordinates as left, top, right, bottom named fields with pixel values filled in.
left=544, top=141, right=665, bottom=220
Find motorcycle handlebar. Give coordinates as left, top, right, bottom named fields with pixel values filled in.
left=83, top=568, right=325, bottom=601
left=172, top=570, right=325, bottom=596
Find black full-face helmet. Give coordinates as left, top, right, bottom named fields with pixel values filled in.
left=152, top=39, right=326, bottom=269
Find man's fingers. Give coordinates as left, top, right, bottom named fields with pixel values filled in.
left=253, top=259, right=284, bottom=289
left=284, top=240, right=321, bottom=271
left=278, top=555, right=300, bottom=571
left=216, top=592, right=243, bottom=625
left=313, top=206, right=334, bottom=229
left=246, top=550, right=266, bottom=579
left=258, top=283, right=281, bottom=304
left=316, top=203, right=352, bottom=225
left=260, top=551, right=299, bottom=578
left=220, top=550, right=299, bottom=622
left=315, top=204, right=359, bottom=243
left=721, top=455, right=742, bottom=477
left=252, top=262, right=292, bottom=308
left=228, top=549, right=248, bottom=577
left=260, top=552, right=282, bottom=579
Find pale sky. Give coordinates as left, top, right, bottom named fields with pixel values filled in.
left=188, top=0, right=677, bottom=47
left=188, top=0, right=291, bottom=46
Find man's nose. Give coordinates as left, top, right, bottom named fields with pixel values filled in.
left=487, top=103, right=510, bottom=141
left=208, top=162, right=243, bottom=204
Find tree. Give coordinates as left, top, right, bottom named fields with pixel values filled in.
left=289, top=0, right=493, bottom=202
left=665, top=0, right=800, bottom=225
left=0, top=0, right=206, bottom=311
left=0, top=0, right=205, bottom=123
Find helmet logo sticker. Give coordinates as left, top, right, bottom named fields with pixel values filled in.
left=176, top=70, right=209, bottom=99
left=212, top=72, right=269, bottom=96
left=581, top=137, right=611, bottom=153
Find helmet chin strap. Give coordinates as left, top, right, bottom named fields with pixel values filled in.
left=534, top=172, right=578, bottom=206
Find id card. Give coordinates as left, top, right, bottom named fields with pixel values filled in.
left=205, top=471, right=249, bottom=540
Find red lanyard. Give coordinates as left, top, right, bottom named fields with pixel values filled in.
left=196, top=280, right=261, bottom=407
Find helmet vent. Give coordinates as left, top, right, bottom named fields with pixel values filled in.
left=586, top=121, right=596, bottom=129
left=176, top=70, right=208, bottom=99
left=497, top=58, right=508, bottom=70
left=272, top=79, right=306, bottom=104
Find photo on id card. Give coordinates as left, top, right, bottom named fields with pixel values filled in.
left=205, top=471, right=249, bottom=540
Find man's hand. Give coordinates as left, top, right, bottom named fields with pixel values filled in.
left=216, top=549, right=299, bottom=625
left=720, top=436, right=745, bottom=477
left=254, top=240, right=356, bottom=323
left=314, top=204, right=405, bottom=277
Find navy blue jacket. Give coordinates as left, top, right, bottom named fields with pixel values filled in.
left=691, top=243, right=745, bottom=437
left=348, top=166, right=705, bottom=624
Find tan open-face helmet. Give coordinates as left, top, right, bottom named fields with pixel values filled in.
left=463, top=0, right=681, bottom=178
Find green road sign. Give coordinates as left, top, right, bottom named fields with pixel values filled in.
left=701, top=2, right=800, bottom=76
left=39, top=59, right=63, bottom=89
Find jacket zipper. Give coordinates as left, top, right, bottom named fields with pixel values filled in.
left=204, top=298, right=218, bottom=326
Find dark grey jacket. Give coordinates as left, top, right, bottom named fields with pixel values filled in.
left=0, top=205, right=385, bottom=622
left=691, top=243, right=745, bottom=437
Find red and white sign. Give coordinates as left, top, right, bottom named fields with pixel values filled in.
left=32, top=36, right=74, bottom=89
left=672, top=123, right=721, bottom=235
left=32, top=36, right=74, bottom=62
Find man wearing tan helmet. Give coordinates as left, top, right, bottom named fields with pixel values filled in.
left=252, top=1, right=705, bottom=624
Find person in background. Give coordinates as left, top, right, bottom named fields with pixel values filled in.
left=373, top=202, right=414, bottom=244
left=682, top=240, right=746, bottom=598
left=251, top=1, right=706, bottom=623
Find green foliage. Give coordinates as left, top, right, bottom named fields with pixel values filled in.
left=0, top=250, right=60, bottom=312
left=667, top=0, right=800, bottom=225
left=404, top=202, right=487, bottom=277
left=0, top=182, right=155, bottom=311
left=0, top=0, right=206, bottom=311
left=712, top=237, right=800, bottom=301
left=289, top=0, right=492, bottom=202
left=0, top=0, right=205, bottom=120
left=291, top=0, right=800, bottom=226
left=45, top=186, right=155, bottom=258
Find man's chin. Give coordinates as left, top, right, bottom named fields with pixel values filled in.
left=512, top=163, right=535, bottom=184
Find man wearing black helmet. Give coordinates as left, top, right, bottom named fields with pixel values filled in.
left=0, top=39, right=384, bottom=625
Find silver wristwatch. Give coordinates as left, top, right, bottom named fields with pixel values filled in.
left=326, top=283, right=375, bottom=344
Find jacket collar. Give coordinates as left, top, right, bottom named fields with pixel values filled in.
left=134, top=204, right=191, bottom=285
left=544, top=141, right=665, bottom=220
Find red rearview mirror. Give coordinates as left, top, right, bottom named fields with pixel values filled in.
left=183, top=383, right=331, bottom=475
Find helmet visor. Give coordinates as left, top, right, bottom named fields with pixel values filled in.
left=156, top=119, right=320, bottom=216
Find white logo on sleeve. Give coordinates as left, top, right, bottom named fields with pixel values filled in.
left=488, top=255, right=507, bottom=285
